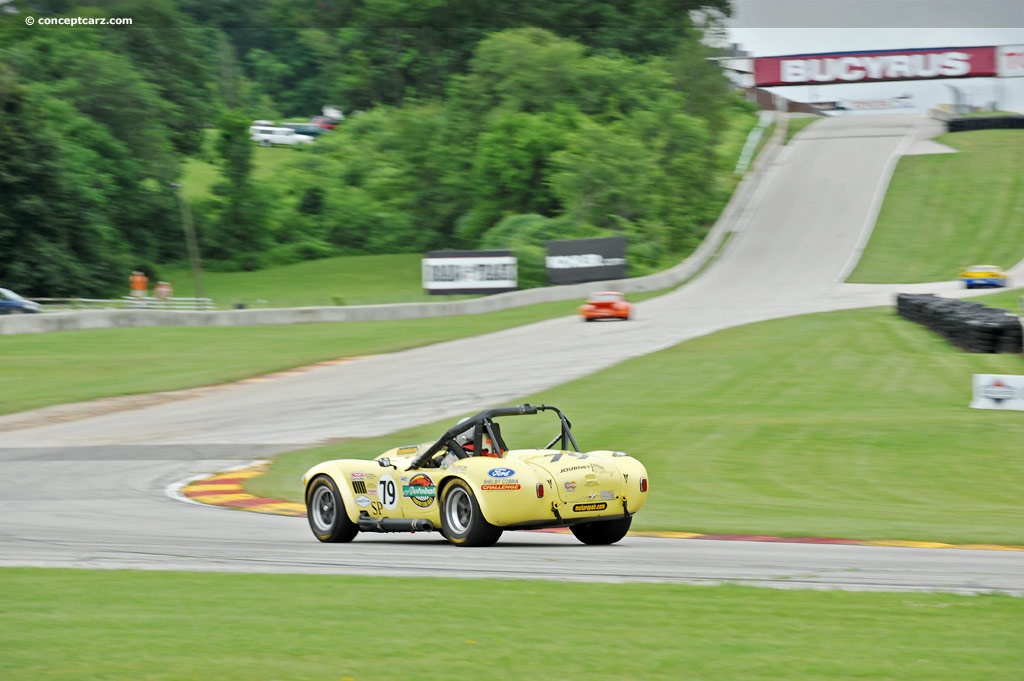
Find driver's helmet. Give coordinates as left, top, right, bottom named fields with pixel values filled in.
left=454, top=422, right=498, bottom=456
left=455, top=422, right=476, bottom=447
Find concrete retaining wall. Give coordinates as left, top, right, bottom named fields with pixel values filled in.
left=0, top=114, right=785, bottom=336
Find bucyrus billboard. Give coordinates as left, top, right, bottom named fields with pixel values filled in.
left=754, top=46, right=998, bottom=86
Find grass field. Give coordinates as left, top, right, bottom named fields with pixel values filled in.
left=785, top=114, right=821, bottom=144
left=849, top=129, right=1024, bottom=283
left=0, top=295, right=663, bottom=416
left=159, top=253, right=467, bottom=307
left=1, top=569, right=1021, bottom=681
left=180, top=138, right=305, bottom=202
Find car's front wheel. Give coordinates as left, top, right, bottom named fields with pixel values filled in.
left=570, top=517, right=632, bottom=545
left=305, top=475, right=358, bottom=543
left=440, top=479, right=502, bottom=547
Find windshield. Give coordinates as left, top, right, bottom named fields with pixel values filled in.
left=0, top=288, right=26, bottom=301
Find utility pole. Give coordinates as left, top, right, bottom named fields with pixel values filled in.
left=170, top=183, right=206, bottom=303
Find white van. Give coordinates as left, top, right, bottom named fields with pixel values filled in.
left=249, top=126, right=314, bottom=146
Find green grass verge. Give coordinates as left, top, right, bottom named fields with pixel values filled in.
left=2, top=569, right=1021, bottom=681
left=966, top=288, right=1024, bottom=313
left=252, top=305, right=1024, bottom=546
left=157, top=253, right=468, bottom=307
left=180, top=136, right=307, bottom=202
left=849, top=129, right=1024, bottom=283
left=0, top=293, right=667, bottom=416
left=786, top=115, right=820, bottom=144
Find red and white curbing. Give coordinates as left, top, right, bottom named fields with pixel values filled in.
left=173, top=461, right=305, bottom=517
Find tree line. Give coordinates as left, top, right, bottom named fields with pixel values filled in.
left=0, top=0, right=751, bottom=296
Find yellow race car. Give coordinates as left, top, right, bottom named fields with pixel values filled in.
left=302, top=404, right=649, bottom=547
left=958, top=265, right=1008, bottom=289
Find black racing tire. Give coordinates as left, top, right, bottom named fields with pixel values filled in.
left=440, top=479, right=502, bottom=547
left=305, top=475, right=358, bottom=543
left=570, top=517, right=633, bottom=545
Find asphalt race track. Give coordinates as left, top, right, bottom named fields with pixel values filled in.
left=1, top=114, right=1022, bottom=594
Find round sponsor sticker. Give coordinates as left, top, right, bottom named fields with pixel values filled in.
left=404, top=473, right=436, bottom=508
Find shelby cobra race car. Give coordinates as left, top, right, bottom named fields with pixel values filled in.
left=302, top=404, right=649, bottom=547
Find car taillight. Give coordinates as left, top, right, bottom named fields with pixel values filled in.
left=536, top=483, right=545, bottom=498
left=640, top=478, right=648, bottom=493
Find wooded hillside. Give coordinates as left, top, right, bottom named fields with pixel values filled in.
left=0, top=0, right=753, bottom=295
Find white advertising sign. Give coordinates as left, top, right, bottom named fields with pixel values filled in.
left=839, top=97, right=915, bottom=110
left=421, top=255, right=517, bottom=292
left=997, top=45, right=1024, bottom=78
left=971, top=374, right=1024, bottom=411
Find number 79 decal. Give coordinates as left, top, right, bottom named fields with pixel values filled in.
left=544, top=452, right=589, bottom=463
left=377, top=474, right=399, bottom=509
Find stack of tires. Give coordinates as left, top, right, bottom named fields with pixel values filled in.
left=896, top=293, right=1023, bottom=354
left=946, top=115, right=1024, bottom=132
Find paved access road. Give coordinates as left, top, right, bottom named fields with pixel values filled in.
left=1, top=114, right=1021, bottom=593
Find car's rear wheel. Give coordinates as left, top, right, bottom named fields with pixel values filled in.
left=440, top=479, right=502, bottom=547
left=570, top=517, right=632, bottom=545
left=305, top=475, right=358, bottom=543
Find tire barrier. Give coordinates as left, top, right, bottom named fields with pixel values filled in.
left=946, top=115, right=1024, bottom=133
left=896, top=293, right=1024, bottom=354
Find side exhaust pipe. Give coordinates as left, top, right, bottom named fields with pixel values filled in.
left=358, top=514, right=435, bottom=533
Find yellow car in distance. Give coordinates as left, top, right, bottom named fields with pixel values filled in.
left=302, top=404, right=649, bottom=547
left=958, top=265, right=1008, bottom=289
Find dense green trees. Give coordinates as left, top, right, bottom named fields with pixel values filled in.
left=200, top=110, right=271, bottom=270
left=0, top=72, right=130, bottom=295
left=0, top=1, right=210, bottom=294
left=261, top=27, right=752, bottom=284
left=1, top=0, right=751, bottom=296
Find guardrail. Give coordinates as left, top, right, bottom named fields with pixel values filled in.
left=34, top=297, right=216, bottom=311
left=121, top=297, right=216, bottom=310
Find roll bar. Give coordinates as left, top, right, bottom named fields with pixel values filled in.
left=406, top=403, right=577, bottom=470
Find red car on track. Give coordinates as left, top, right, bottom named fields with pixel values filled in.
left=579, top=291, right=632, bottom=322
